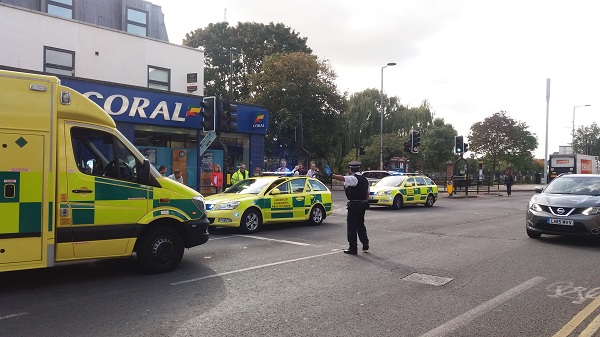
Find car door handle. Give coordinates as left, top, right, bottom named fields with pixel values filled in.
left=72, top=189, right=93, bottom=194
left=296, top=197, right=304, bottom=201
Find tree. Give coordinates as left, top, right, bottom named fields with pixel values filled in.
left=248, top=52, right=346, bottom=165
left=420, top=118, right=457, bottom=172
left=183, top=22, right=312, bottom=101
left=468, top=111, right=538, bottom=178
left=573, top=123, right=600, bottom=156
left=341, top=133, right=406, bottom=170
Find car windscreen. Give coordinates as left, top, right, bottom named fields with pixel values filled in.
left=375, top=176, right=407, bottom=187
left=224, top=178, right=274, bottom=194
left=545, top=176, right=600, bottom=195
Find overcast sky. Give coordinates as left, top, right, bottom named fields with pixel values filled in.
left=153, top=0, right=600, bottom=159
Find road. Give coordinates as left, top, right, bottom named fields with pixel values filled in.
left=2, top=190, right=600, bottom=336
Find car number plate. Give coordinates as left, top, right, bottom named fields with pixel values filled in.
left=548, top=218, right=574, bottom=226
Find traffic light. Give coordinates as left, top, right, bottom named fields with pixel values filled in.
left=359, top=146, right=365, bottom=155
left=220, top=100, right=238, bottom=133
left=199, top=96, right=216, bottom=132
left=463, top=143, right=469, bottom=153
left=454, top=136, right=464, bottom=154
left=411, top=130, right=421, bottom=153
left=404, top=141, right=411, bottom=153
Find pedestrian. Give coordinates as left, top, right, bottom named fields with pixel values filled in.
left=231, top=163, right=249, bottom=185
left=330, top=161, right=370, bottom=255
left=306, top=163, right=319, bottom=178
left=253, top=166, right=262, bottom=177
left=168, top=169, right=183, bottom=183
left=158, top=165, right=167, bottom=176
left=505, top=168, right=514, bottom=197
left=276, top=159, right=290, bottom=172
left=210, top=164, right=224, bottom=193
left=292, top=164, right=306, bottom=176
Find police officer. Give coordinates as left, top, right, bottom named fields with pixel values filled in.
left=331, top=161, right=370, bottom=255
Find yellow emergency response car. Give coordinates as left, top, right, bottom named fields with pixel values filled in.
left=205, top=175, right=333, bottom=233
left=369, top=174, right=438, bottom=209
left=0, top=70, right=209, bottom=274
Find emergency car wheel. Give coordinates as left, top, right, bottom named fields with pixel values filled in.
left=136, top=226, right=184, bottom=274
left=424, top=194, right=435, bottom=207
left=240, top=209, right=262, bottom=234
left=392, top=195, right=403, bottom=210
left=308, top=205, right=325, bottom=226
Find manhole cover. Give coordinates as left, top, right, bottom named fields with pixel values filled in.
left=402, top=273, right=453, bottom=286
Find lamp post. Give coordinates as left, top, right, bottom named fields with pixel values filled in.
left=229, top=47, right=237, bottom=102
left=572, top=104, right=591, bottom=146
left=380, top=62, right=396, bottom=170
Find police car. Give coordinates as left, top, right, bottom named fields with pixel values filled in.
left=204, top=175, right=333, bottom=233
left=369, top=174, right=438, bottom=209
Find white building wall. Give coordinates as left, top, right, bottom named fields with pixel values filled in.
left=0, top=4, right=204, bottom=95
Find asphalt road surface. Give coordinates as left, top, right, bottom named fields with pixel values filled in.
left=2, top=190, right=600, bottom=337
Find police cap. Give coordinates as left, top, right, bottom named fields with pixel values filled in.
left=348, top=161, right=362, bottom=168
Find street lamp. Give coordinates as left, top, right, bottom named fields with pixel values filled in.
left=380, top=62, right=396, bottom=170
left=572, top=104, right=591, bottom=146
left=229, top=47, right=237, bottom=102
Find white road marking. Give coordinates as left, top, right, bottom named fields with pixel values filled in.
left=420, top=276, right=546, bottom=337
left=236, top=235, right=312, bottom=246
left=171, top=250, right=340, bottom=286
left=0, top=312, right=28, bottom=320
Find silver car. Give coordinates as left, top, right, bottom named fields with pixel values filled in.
left=526, top=174, right=600, bottom=238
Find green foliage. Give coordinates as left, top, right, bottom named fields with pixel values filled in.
left=183, top=22, right=312, bottom=100
left=420, top=118, right=458, bottom=172
left=247, top=52, right=346, bottom=164
left=573, top=123, right=600, bottom=156
left=468, top=111, right=538, bottom=175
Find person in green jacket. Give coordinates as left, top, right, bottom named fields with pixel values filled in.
left=231, top=164, right=249, bottom=185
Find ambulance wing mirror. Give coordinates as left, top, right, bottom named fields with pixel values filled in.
left=271, top=188, right=281, bottom=195
left=139, top=159, right=161, bottom=187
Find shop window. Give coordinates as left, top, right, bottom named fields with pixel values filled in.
left=44, top=46, right=75, bottom=76
left=127, top=7, right=148, bottom=37
left=148, top=66, right=170, bottom=90
left=47, top=0, right=73, bottom=19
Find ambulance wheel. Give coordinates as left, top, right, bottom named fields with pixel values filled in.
left=308, top=205, right=325, bottom=226
left=240, top=209, right=262, bottom=234
left=392, top=195, right=403, bottom=210
left=136, top=226, right=184, bottom=274
left=424, top=194, right=435, bottom=207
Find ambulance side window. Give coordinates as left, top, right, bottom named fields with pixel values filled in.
left=291, top=178, right=306, bottom=193
left=70, top=127, right=141, bottom=183
left=276, top=181, right=290, bottom=194
left=415, top=177, right=427, bottom=186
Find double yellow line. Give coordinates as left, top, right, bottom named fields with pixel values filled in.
left=554, top=295, right=600, bottom=336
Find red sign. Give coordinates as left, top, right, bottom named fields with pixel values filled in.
left=556, top=159, right=570, bottom=164
left=580, top=159, right=592, bottom=174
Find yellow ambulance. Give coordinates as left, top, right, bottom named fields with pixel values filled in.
left=0, top=70, right=209, bottom=273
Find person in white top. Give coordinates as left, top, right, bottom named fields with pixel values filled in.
left=168, top=169, right=183, bottom=183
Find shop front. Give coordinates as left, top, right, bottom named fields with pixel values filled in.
left=61, top=77, right=269, bottom=194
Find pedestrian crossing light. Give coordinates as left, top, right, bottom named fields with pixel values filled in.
left=463, top=143, right=469, bottom=153
left=403, top=141, right=411, bottom=154
left=410, top=130, right=421, bottom=153
left=454, top=136, right=464, bottom=154
left=199, top=96, right=217, bottom=132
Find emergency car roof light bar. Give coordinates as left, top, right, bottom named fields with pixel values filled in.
left=261, top=171, right=295, bottom=177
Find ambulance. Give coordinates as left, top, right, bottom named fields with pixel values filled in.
left=0, top=70, right=209, bottom=273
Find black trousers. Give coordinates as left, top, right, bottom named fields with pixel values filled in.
left=347, top=201, right=369, bottom=250
left=506, top=184, right=512, bottom=196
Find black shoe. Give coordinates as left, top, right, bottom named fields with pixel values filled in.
left=343, top=249, right=357, bottom=255
left=362, top=245, right=369, bottom=251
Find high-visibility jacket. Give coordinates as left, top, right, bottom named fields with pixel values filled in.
left=231, top=169, right=249, bottom=185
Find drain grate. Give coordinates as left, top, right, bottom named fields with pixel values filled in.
left=402, top=273, right=453, bottom=286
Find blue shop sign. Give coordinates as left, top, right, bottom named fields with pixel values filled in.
left=61, top=78, right=269, bottom=134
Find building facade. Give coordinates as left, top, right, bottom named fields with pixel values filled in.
left=0, top=1, right=270, bottom=193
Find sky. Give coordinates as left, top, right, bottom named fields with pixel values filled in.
left=152, top=0, right=600, bottom=159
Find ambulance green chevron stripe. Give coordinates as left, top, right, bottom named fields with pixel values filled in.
left=152, top=209, right=188, bottom=221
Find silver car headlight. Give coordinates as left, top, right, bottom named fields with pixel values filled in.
left=215, top=201, right=241, bottom=210
left=377, top=190, right=392, bottom=196
left=529, top=202, right=542, bottom=212
left=582, top=207, right=600, bottom=215
left=192, top=195, right=205, bottom=211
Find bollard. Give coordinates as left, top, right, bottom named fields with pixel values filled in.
left=447, top=180, right=453, bottom=196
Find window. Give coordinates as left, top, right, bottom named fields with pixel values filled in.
left=71, top=127, right=141, bottom=183
left=44, top=47, right=75, bottom=76
left=148, top=66, right=170, bottom=90
left=275, top=181, right=290, bottom=194
left=416, top=177, right=427, bottom=186
left=47, top=0, right=73, bottom=19
left=291, top=178, right=307, bottom=193
left=309, top=180, right=328, bottom=192
left=127, top=7, right=148, bottom=36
